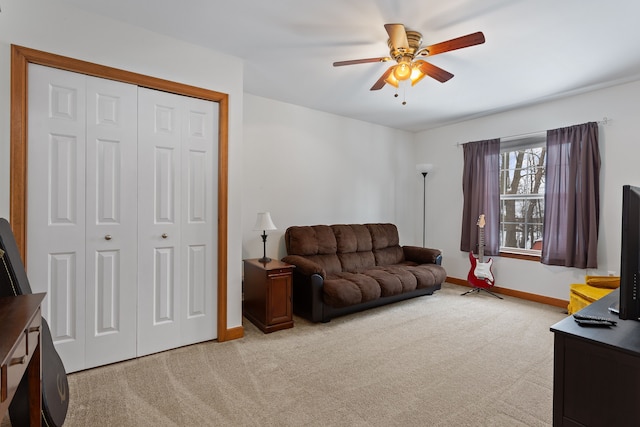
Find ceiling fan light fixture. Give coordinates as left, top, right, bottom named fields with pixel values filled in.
left=384, top=67, right=400, bottom=88
left=385, top=62, right=427, bottom=88
left=392, top=60, right=412, bottom=81
left=410, top=62, right=427, bottom=86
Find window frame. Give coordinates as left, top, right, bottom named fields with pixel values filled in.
left=498, top=132, right=546, bottom=258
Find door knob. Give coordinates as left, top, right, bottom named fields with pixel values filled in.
left=162, top=233, right=168, bottom=239
left=105, top=235, right=112, bottom=240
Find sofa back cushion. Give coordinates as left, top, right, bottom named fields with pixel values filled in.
left=284, top=223, right=405, bottom=273
left=285, top=225, right=342, bottom=274
left=332, top=224, right=375, bottom=273
left=366, top=223, right=405, bottom=266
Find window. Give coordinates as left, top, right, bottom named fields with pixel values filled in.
left=499, top=134, right=546, bottom=255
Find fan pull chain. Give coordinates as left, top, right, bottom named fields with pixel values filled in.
left=392, top=84, right=408, bottom=105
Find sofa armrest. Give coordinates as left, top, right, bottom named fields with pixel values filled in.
left=402, top=246, right=443, bottom=265
left=281, top=255, right=326, bottom=278
left=289, top=270, right=327, bottom=323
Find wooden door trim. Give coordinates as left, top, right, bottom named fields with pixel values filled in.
left=10, top=44, right=239, bottom=342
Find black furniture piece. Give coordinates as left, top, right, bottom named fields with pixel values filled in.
left=550, top=289, right=640, bottom=427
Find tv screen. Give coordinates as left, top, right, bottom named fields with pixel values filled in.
left=619, top=185, right=640, bottom=320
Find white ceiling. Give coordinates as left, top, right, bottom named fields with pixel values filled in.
left=61, top=0, right=640, bottom=132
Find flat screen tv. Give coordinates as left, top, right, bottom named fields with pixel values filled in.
left=619, top=185, right=640, bottom=320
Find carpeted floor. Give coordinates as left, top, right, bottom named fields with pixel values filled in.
left=2, top=283, right=567, bottom=426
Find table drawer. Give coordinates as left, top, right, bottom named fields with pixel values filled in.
left=267, top=267, right=293, bottom=277
left=2, top=330, right=28, bottom=404
left=1, top=309, right=40, bottom=404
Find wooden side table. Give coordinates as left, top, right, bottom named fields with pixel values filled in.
left=243, top=259, right=294, bottom=333
left=0, top=293, right=45, bottom=426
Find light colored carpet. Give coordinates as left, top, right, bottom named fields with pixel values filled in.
left=2, top=283, right=567, bottom=426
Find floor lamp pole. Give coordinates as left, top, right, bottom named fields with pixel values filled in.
left=421, top=172, right=427, bottom=247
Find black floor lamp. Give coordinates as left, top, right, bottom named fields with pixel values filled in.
left=416, top=163, right=433, bottom=247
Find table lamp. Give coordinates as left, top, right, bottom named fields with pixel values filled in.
left=254, top=212, right=277, bottom=263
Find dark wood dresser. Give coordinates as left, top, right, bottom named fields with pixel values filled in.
left=243, top=259, right=294, bottom=333
left=1, top=293, right=45, bottom=426
left=550, top=289, right=640, bottom=427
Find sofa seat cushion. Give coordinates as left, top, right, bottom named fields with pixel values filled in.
left=400, top=263, right=448, bottom=289
left=379, top=265, right=418, bottom=292
left=360, top=269, right=403, bottom=297
left=324, top=273, right=381, bottom=308
left=323, top=262, right=447, bottom=308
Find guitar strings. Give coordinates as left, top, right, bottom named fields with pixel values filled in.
left=0, top=249, right=18, bottom=296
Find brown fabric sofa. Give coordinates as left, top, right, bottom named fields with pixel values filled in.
left=282, top=223, right=447, bottom=322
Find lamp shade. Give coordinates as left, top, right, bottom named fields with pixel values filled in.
left=384, top=67, right=400, bottom=88
left=254, top=212, right=277, bottom=231
left=416, top=163, right=434, bottom=174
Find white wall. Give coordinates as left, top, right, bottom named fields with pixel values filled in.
left=415, top=80, right=640, bottom=301
left=4, top=1, right=637, bottom=319
left=0, top=0, right=245, bottom=328
left=242, top=94, right=417, bottom=260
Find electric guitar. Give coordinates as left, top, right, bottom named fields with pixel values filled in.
left=467, top=214, right=495, bottom=289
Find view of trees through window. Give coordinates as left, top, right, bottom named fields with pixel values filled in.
left=499, top=144, right=546, bottom=253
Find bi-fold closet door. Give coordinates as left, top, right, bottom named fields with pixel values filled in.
left=27, top=64, right=217, bottom=373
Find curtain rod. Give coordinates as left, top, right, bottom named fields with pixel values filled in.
left=456, top=117, right=611, bottom=147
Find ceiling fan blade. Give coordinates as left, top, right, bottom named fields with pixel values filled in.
left=424, top=31, right=485, bottom=56
left=370, top=67, right=394, bottom=91
left=333, top=57, right=391, bottom=67
left=384, top=23, right=409, bottom=51
left=414, top=60, right=454, bottom=83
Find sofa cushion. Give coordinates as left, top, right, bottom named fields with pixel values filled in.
left=337, top=252, right=376, bottom=273
left=366, top=223, right=405, bottom=265
left=306, top=254, right=342, bottom=276
left=332, top=224, right=374, bottom=254
left=375, top=265, right=418, bottom=293
left=366, top=223, right=400, bottom=248
left=373, top=246, right=404, bottom=266
left=324, top=273, right=381, bottom=308
left=362, top=269, right=403, bottom=297
left=403, top=264, right=447, bottom=289
left=332, top=224, right=376, bottom=272
left=286, top=225, right=337, bottom=256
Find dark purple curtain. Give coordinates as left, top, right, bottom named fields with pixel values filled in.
left=460, top=139, right=500, bottom=256
left=541, top=122, right=600, bottom=268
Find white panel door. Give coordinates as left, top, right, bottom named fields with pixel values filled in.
left=84, top=76, right=138, bottom=369
left=137, top=88, right=183, bottom=356
left=137, top=88, right=217, bottom=356
left=27, top=65, right=218, bottom=369
left=28, top=65, right=139, bottom=372
left=179, top=96, right=217, bottom=346
left=28, top=64, right=88, bottom=373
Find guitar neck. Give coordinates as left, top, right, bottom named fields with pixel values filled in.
left=478, top=226, right=484, bottom=263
